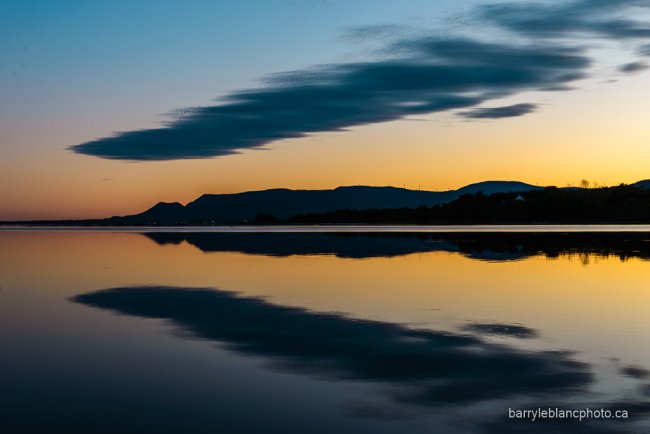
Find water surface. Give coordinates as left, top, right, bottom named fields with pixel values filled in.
left=1, top=230, right=649, bottom=433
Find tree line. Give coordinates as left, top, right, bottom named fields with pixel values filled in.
left=270, top=184, right=650, bottom=224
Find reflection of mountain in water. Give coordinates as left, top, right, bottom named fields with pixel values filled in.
left=73, top=286, right=650, bottom=433
left=143, top=232, right=650, bottom=262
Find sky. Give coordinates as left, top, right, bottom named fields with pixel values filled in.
left=2, top=0, right=650, bottom=220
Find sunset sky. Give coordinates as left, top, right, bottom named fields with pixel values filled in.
left=2, top=0, right=650, bottom=220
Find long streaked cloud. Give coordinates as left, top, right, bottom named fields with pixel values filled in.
left=459, top=103, right=538, bottom=119
left=477, top=0, right=650, bottom=39
left=73, top=286, right=593, bottom=409
left=70, top=0, right=650, bottom=161
left=619, top=61, right=650, bottom=73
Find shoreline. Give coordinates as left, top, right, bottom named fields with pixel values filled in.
left=4, top=223, right=650, bottom=233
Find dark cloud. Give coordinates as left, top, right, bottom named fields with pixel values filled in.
left=70, top=40, right=590, bottom=161
left=460, top=103, right=537, bottom=119
left=72, top=286, right=592, bottom=407
left=461, top=322, right=539, bottom=338
left=478, top=0, right=650, bottom=39
left=620, top=365, right=650, bottom=379
left=618, top=61, right=649, bottom=73
left=70, top=0, right=650, bottom=161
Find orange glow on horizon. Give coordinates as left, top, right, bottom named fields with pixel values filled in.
left=2, top=74, right=649, bottom=221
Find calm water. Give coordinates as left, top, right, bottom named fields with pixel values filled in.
left=6, top=224, right=650, bottom=232
left=1, top=229, right=649, bottom=433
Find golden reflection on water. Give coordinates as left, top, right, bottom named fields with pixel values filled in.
left=1, top=231, right=649, bottom=368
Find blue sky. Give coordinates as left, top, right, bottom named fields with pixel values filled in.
left=1, top=0, right=476, bottom=123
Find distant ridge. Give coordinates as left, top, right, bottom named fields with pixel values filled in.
left=5, top=180, right=650, bottom=226
left=455, top=181, right=540, bottom=196
left=105, top=181, right=541, bottom=225
left=633, top=179, right=650, bottom=189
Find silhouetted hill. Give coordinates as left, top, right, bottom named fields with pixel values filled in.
left=136, top=202, right=185, bottom=221
left=455, top=181, right=538, bottom=196
left=106, top=181, right=541, bottom=225
left=7, top=180, right=650, bottom=226
left=633, top=179, right=650, bottom=189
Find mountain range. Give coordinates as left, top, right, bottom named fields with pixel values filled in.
left=104, top=181, right=542, bottom=225
left=6, top=179, right=650, bottom=225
